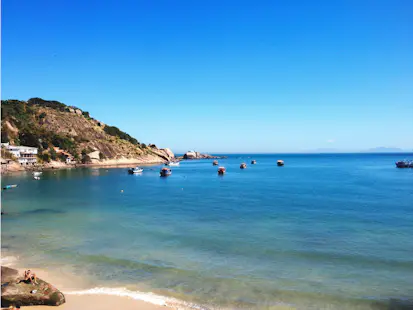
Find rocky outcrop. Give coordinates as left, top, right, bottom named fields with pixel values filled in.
left=148, top=148, right=175, bottom=162
left=88, top=150, right=101, bottom=162
left=1, top=266, right=65, bottom=307
left=181, top=151, right=226, bottom=160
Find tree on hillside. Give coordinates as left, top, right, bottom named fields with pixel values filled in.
left=49, top=147, right=57, bottom=160
left=81, top=155, right=91, bottom=164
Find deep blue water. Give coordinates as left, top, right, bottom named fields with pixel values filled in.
left=2, top=154, right=413, bottom=309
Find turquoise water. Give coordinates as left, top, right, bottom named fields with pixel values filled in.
left=2, top=154, right=413, bottom=309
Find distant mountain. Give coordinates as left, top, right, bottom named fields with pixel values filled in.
left=366, top=147, right=406, bottom=153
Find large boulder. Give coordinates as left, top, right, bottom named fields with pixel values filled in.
left=159, top=148, right=175, bottom=160
left=1, top=266, right=65, bottom=307
left=183, top=151, right=197, bottom=159
left=88, top=150, right=101, bottom=162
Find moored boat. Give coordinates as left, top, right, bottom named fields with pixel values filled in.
left=213, top=160, right=219, bottom=166
left=3, top=184, right=18, bottom=190
left=33, top=171, right=42, bottom=179
left=128, top=166, right=143, bottom=174
left=277, top=160, right=284, bottom=166
left=396, top=160, right=413, bottom=168
left=160, top=167, right=172, bottom=177
left=240, top=163, right=247, bottom=169
left=218, top=167, right=226, bottom=175
left=165, top=161, right=180, bottom=167
left=251, top=160, right=256, bottom=164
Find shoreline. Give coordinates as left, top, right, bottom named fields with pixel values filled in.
left=0, top=256, right=185, bottom=310
left=1, top=159, right=167, bottom=176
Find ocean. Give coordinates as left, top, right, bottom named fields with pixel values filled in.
left=2, top=153, right=413, bottom=309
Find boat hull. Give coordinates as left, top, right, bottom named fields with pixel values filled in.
left=396, top=161, right=413, bottom=168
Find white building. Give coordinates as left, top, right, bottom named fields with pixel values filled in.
left=2, top=143, right=38, bottom=165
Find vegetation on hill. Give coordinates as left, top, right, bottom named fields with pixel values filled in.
left=0, top=98, right=161, bottom=163
left=104, top=125, right=139, bottom=145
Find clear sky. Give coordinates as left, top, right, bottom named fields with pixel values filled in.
left=2, top=0, right=412, bottom=153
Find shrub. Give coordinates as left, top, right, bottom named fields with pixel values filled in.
left=104, top=125, right=138, bottom=145
left=39, top=153, right=51, bottom=163
left=81, top=155, right=91, bottom=164
left=82, top=111, right=90, bottom=118
left=99, top=152, right=106, bottom=160
left=27, top=98, right=66, bottom=111
left=39, top=112, right=46, bottom=119
left=59, top=153, right=67, bottom=162
left=1, top=130, right=10, bottom=143
left=18, top=130, right=39, bottom=147
left=49, top=147, right=57, bottom=160
left=51, top=134, right=75, bottom=153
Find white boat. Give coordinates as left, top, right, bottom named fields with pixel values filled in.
left=128, top=166, right=143, bottom=174
left=165, top=161, right=180, bottom=167
left=33, top=171, right=42, bottom=177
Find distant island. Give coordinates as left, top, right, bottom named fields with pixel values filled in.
left=177, top=151, right=227, bottom=160
left=366, top=147, right=408, bottom=153
left=1, top=98, right=174, bottom=172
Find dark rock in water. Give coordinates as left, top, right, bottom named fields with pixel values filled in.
left=179, top=151, right=227, bottom=160
left=24, top=208, right=64, bottom=215
left=1, top=266, right=65, bottom=307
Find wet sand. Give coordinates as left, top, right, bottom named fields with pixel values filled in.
left=24, top=295, right=168, bottom=310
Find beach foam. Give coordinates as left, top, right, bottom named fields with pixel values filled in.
left=66, top=287, right=209, bottom=309
left=1, top=255, right=19, bottom=266
left=66, top=287, right=168, bottom=306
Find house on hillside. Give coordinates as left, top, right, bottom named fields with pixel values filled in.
left=53, top=147, right=75, bottom=164
left=1, top=143, right=38, bottom=165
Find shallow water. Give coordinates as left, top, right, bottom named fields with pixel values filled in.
left=2, top=154, right=413, bottom=309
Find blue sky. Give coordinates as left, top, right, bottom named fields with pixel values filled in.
left=2, top=0, right=412, bottom=153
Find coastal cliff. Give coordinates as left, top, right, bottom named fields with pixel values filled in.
left=1, top=98, right=174, bottom=170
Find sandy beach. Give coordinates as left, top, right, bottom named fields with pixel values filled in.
left=23, top=295, right=168, bottom=310
left=1, top=266, right=173, bottom=310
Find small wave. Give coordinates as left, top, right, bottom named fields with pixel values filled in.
left=1, top=255, right=18, bottom=267
left=66, top=287, right=209, bottom=309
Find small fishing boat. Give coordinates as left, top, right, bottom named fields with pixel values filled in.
left=33, top=171, right=42, bottom=179
left=128, top=166, right=143, bottom=174
left=213, top=160, right=219, bottom=166
left=165, top=161, right=180, bottom=167
left=160, top=167, right=172, bottom=177
left=240, top=163, right=247, bottom=169
left=277, top=160, right=284, bottom=166
left=396, top=160, right=413, bottom=168
left=251, top=160, right=256, bottom=165
left=218, top=167, right=226, bottom=175
left=3, top=184, right=17, bottom=190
